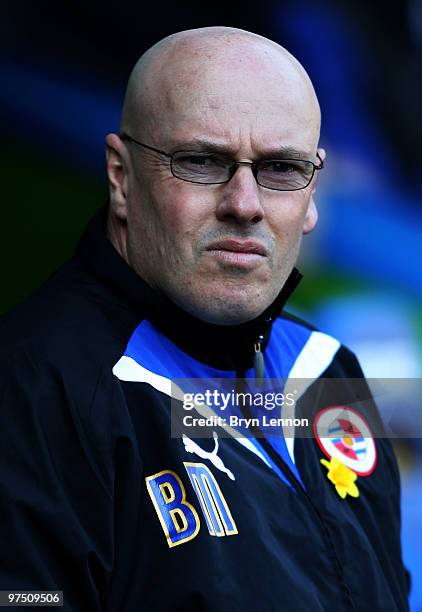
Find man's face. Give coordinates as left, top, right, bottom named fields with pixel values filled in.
left=109, top=41, right=322, bottom=325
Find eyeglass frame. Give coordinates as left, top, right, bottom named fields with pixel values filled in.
left=120, top=133, right=324, bottom=192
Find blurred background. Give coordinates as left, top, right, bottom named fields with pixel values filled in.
left=1, top=0, right=421, bottom=607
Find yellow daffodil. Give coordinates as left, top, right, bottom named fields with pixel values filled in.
left=320, top=456, right=359, bottom=499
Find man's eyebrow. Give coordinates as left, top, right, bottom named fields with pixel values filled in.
left=171, top=139, right=312, bottom=159
left=260, top=146, right=313, bottom=159
left=170, top=139, right=234, bottom=153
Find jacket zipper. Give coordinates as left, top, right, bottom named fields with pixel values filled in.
left=253, top=336, right=265, bottom=381
left=242, top=336, right=357, bottom=611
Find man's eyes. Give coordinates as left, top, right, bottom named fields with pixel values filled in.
left=175, top=154, right=305, bottom=174
left=261, top=160, right=298, bottom=174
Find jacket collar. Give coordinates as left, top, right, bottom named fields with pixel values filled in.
left=76, top=204, right=302, bottom=370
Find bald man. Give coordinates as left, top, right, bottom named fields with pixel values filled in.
left=0, top=27, right=409, bottom=611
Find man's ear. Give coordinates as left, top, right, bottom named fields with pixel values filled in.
left=303, top=147, right=325, bottom=235
left=303, top=198, right=318, bottom=235
left=105, top=133, right=130, bottom=221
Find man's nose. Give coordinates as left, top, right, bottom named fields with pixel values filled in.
left=215, top=164, right=265, bottom=224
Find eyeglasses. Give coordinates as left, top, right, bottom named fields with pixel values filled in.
left=121, top=134, right=324, bottom=192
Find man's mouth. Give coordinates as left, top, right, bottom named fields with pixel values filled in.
left=205, top=239, right=267, bottom=267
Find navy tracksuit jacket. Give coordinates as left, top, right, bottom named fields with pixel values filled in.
left=0, top=205, right=410, bottom=611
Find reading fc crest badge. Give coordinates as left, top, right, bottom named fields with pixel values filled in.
left=314, top=406, right=377, bottom=476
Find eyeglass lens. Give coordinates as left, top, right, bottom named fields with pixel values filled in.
left=171, top=152, right=315, bottom=190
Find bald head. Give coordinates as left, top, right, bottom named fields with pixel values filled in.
left=120, top=26, right=321, bottom=146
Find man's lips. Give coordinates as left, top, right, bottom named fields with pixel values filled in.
left=204, top=239, right=268, bottom=268
left=205, top=239, right=268, bottom=256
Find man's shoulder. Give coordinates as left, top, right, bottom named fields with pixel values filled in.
left=0, top=259, right=134, bottom=490
left=276, top=310, right=363, bottom=377
left=0, top=257, right=139, bottom=371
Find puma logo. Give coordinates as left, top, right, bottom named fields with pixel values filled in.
left=182, top=431, right=235, bottom=481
